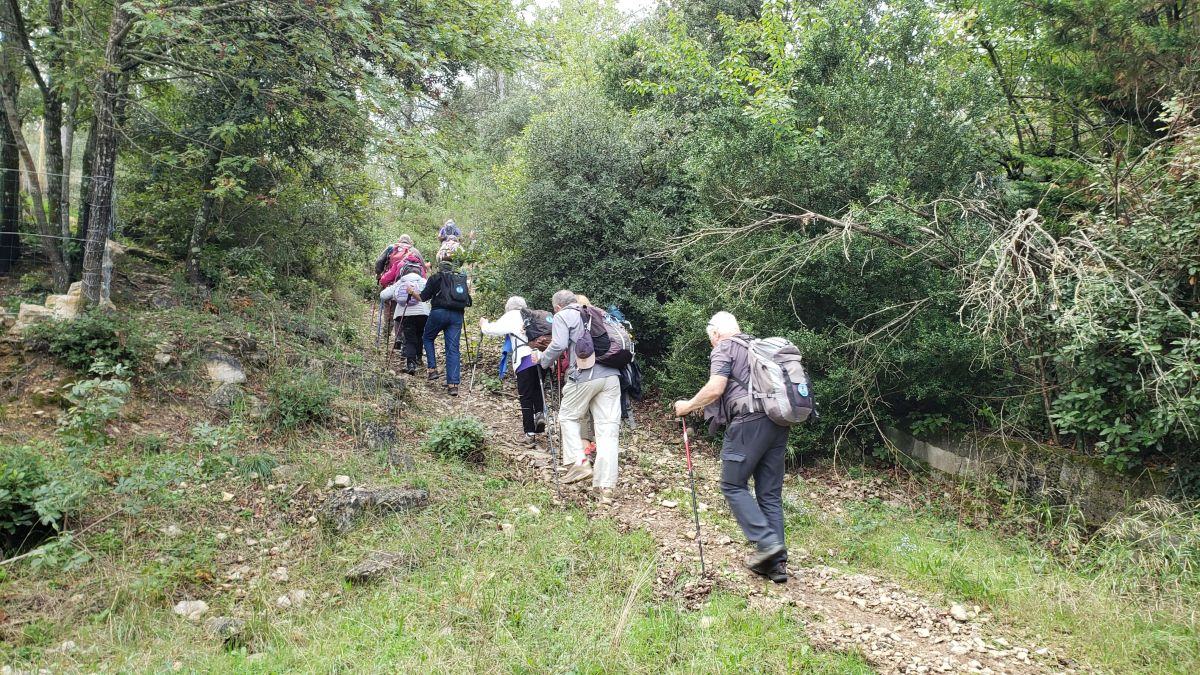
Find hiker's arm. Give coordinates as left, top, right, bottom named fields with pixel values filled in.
left=674, top=375, right=727, bottom=416
left=374, top=247, right=391, bottom=277
left=419, top=275, right=438, bottom=302
left=380, top=283, right=398, bottom=302
left=480, top=310, right=518, bottom=338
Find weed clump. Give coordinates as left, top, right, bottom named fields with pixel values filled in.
left=268, top=371, right=337, bottom=430
left=421, top=416, right=487, bottom=462
left=26, top=311, right=144, bottom=373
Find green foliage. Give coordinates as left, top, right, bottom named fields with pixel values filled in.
left=421, top=416, right=488, bottom=462
left=0, top=446, right=52, bottom=539
left=27, top=312, right=144, bottom=374
left=493, top=88, right=690, bottom=353
left=0, top=446, right=89, bottom=552
left=268, top=372, right=337, bottom=430
left=57, top=362, right=133, bottom=461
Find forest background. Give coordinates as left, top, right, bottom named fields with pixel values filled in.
left=2, top=0, right=1198, bottom=486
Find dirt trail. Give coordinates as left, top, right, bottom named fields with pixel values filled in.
left=398, top=353, right=1075, bottom=675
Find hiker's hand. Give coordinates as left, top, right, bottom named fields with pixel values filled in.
left=674, top=400, right=690, bottom=416
left=479, top=317, right=487, bottom=329
left=530, top=350, right=540, bottom=364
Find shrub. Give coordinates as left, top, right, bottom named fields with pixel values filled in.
left=57, top=362, right=132, bottom=461
left=268, top=371, right=337, bottom=430
left=27, top=310, right=144, bottom=373
left=0, top=445, right=88, bottom=554
left=0, top=445, right=51, bottom=541
left=421, top=416, right=487, bottom=462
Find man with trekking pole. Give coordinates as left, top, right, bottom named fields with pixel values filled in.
left=675, top=311, right=815, bottom=584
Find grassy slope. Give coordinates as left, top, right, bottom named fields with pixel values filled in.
left=3, top=284, right=1198, bottom=673
left=0, top=293, right=868, bottom=673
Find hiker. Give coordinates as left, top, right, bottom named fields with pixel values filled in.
left=419, top=260, right=472, bottom=396
left=479, top=296, right=546, bottom=444
left=375, top=234, right=424, bottom=281
left=572, top=295, right=597, bottom=461
left=437, top=235, right=463, bottom=263
left=674, top=311, right=789, bottom=583
left=437, top=218, right=461, bottom=243
left=380, top=263, right=429, bottom=375
left=531, top=290, right=622, bottom=498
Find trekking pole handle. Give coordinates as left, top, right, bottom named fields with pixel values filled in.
left=680, top=418, right=695, bottom=472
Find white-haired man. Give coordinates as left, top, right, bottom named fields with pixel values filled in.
left=674, top=311, right=789, bottom=583
left=532, top=289, right=622, bottom=499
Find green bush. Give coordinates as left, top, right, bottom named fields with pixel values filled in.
left=268, top=372, right=337, bottom=430
left=421, top=416, right=487, bottom=462
left=27, top=311, right=144, bottom=373
left=57, top=362, right=132, bottom=460
left=0, top=446, right=88, bottom=553
left=0, top=446, right=51, bottom=540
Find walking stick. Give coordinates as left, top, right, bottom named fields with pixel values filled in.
left=680, top=418, right=707, bottom=575
left=536, top=367, right=561, bottom=500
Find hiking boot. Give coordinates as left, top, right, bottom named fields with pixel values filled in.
left=562, top=461, right=592, bottom=484
left=532, top=412, right=546, bottom=433
left=427, top=369, right=440, bottom=381
left=524, top=433, right=539, bottom=449
left=768, top=560, right=788, bottom=584
left=447, top=383, right=460, bottom=397
left=404, top=360, right=418, bottom=376
left=592, top=487, right=614, bottom=505
left=745, top=542, right=786, bottom=577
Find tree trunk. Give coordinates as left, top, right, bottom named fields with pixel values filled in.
left=185, top=147, right=221, bottom=285
left=43, top=0, right=65, bottom=282
left=73, top=118, right=95, bottom=275
left=0, top=64, right=68, bottom=290
left=0, top=42, right=18, bottom=276
left=81, top=5, right=132, bottom=305
left=60, top=91, right=78, bottom=276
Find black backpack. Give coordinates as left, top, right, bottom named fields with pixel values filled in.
left=436, top=271, right=472, bottom=310
left=520, top=308, right=553, bottom=349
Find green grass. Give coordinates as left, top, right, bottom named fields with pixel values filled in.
left=784, top=484, right=1200, bottom=673
left=6, top=436, right=868, bottom=673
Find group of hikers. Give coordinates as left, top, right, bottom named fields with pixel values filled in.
left=374, top=222, right=816, bottom=585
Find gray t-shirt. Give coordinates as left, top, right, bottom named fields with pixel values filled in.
left=704, top=335, right=765, bottom=429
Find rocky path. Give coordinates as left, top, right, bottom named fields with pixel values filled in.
left=397, top=349, right=1075, bottom=675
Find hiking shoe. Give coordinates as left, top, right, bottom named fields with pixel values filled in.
left=592, top=487, right=614, bottom=505
left=427, top=369, right=440, bottom=381
left=768, top=560, right=789, bottom=584
left=746, top=543, right=787, bottom=577
left=532, top=412, right=546, bottom=433
left=562, top=462, right=592, bottom=484
left=524, top=433, right=539, bottom=448
left=447, top=384, right=460, bottom=397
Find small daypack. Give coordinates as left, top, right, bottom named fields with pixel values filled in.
left=389, top=244, right=424, bottom=275
left=436, top=270, right=472, bottom=310
left=728, top=336, right=815, bottom=426
left=574, top=305, right=634, bottom=370
left=521, top=308, right=553, bottom=350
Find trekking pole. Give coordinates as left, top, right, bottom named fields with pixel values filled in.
left=537, top=367, right=561, bottom=501
left=680, top=418, right=707, bottom=575
left=468, top=329, right=484, bottom=391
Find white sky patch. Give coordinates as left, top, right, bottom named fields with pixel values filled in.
left=527, top=0, right=659, bottom=21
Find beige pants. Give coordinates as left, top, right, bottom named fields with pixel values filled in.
left=559, top=375, right=621, bottom=488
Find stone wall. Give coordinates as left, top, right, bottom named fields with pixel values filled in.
left=884, top=427, right=1170, bottom=523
